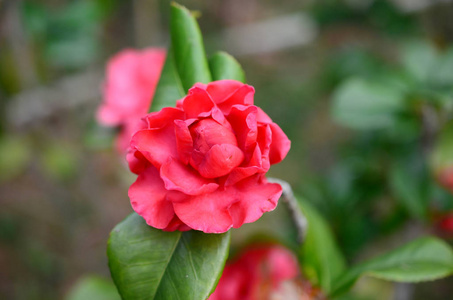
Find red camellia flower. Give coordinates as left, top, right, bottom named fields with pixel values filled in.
left=127, top=80, right=291, bottom=233
left=437, top=167, right=453, bottom=194
left=208, top=245, right=321, bottom=300
left=438, top=212, right=453, bottom=235
left=97, top=48, right=166, bottom=152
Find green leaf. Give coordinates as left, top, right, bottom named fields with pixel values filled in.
left=331, top=77, right=406, bottom=130
left=430, top=49, right=453, bottom=87
left=170, top=3, right=212, bottom=92
left=151, top=48, right=185, bottom=112
left=107, top=213, right=230, bottom=300
left=65, top=275, right=120, bottom=300
left=331, top=237, right=453, bottom=297
left=209, top=52, right=246, bottom=82
left=401, top=41, right=439, bottom=84
left=389, top=162, right=428, bottom=220
left=297, top=197, right=346, bottom=294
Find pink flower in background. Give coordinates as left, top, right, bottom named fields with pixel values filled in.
left=97, top=48, right=166, bottom=152
left=208, top=245, right=303, bottom=300
left=128, top=80, right=291, bottom=233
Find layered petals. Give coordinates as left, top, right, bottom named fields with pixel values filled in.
left=131, top=127, right=178, bottom=168
left=160, top=158, right=218, bottom=195
left=128, top=167, right=175, bottom=229
left=198, top=144, right=244, bottom=178
left=127, top=80, right=290, bottom=233
left=173, top=188, right=238, bottom=233
left=229, top=174, right=282, bottom=228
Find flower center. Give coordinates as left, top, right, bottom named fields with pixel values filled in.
left=189, top=119, right=238, bottom=154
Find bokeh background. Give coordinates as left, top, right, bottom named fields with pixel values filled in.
left=1, top=0, right=453, bottom=299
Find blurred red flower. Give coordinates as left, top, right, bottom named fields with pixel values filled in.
left=438, top=212, right=453, bottom=235
left=437, top=167, right=453, bottom=194
left=127, top=80, right=291, bottom=233
left=209, top=245, right=321, bottom=300
left=97, top=48, right=166, bottom=152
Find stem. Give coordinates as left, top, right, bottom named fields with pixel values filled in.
left=268, top=177, right=307, bottom=244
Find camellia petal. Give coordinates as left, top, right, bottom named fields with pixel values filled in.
left=198, top=144, right=245, bottom=178
left=130, top=127, right=178, bottom=168
left=229, top=174, right=282, bottom=228
left=190, top=119, right=238, bottom=154
left=269, top=123, right=291, bottom=165
left=182, top=87, right=215, bottom=118
left=128, top=167, right=175, bottom=229
left=173, top=188, right=238, bottom=233
left=216, top=84, right=255, bottom=114
left=256, top=107, right=273, bottom=124
left=160, top=158, right=219, bottom=195
left=225, top=145, right=263, bottom=186
left=143, top=107, right=184, bottom=129
left=174, top=119, right=193, bottom=164
left=127, top=148, right=150, bottom=174
left=204, top=79, right=244, bottom=104
left=227, top=105, right=258, bottom=156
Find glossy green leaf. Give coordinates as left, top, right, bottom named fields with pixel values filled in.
left=331, top=237, right=453, bottom=297
left=297, top=197, right=346, bottom=294
left=65, top=275, right=120, bottom=300
left=151, top=48, right=185, bottom=112
left=209, top=52, right=246, bottom=82
left=170, top=3, right=212, bottom=92
left=331, top=77, right=406, bottom=130
left=107, top=213, right=230, bottom=300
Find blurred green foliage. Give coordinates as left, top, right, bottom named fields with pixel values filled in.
left=21, top=0, right=117, bottom=71
left=65, top=276, right=120, bottom=300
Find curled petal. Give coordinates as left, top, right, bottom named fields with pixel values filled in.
left=256, top=124, right=272, bottom=170
left=160, top=158, right=219, bottom=195
left=131, top=126, right=178, bottom=168
left=229, top=174, right=282, bottom=228
left=198, top=144, right=244, bottom=178
left=205, top=80, right=245, bottom=104
left=173, top=188, right=238, bottom=233
left=227, top=105, right=258, bottom=155
left=174, top=120, right=193, bottom=164
left=256, top=107, right=273, bottom=124
left=129, top=167, right=175, bottom=229
left=143, top=107, right=184, bottom=129
left=216, top=84, right=255, bottom=114
left=115, top=117, right=148, bottom=154
left=127, top=148, right=150, bottom=174
left=269, top=123, right=291, bottom=165
left=182, top=87, right=215, bottom=118
left=225, top=145, right=264, bottom=186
